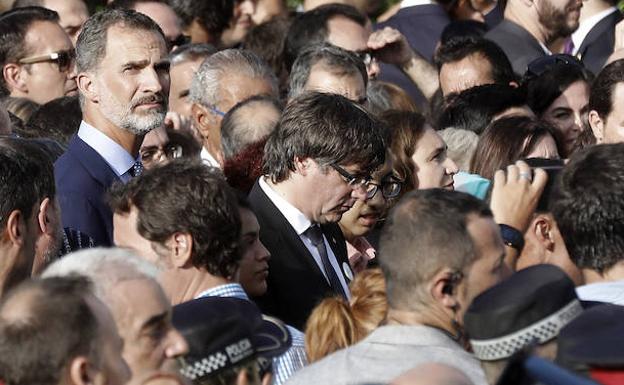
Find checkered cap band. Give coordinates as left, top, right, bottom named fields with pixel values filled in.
left=470, top=299, right=583, bottom=361
left=180, top=352, right=229, bottom=380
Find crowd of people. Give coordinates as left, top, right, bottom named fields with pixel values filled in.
left=0, top=0, right=624, bottom=385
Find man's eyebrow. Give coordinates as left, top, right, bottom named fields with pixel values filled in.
left=140, top=311, right=168, bottom=331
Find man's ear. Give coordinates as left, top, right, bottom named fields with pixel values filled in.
left=5, top=210, right=25, bottom=246
left=37, top=197, right=53, bottom=236
left=430, top=268, right=460, bottom=312
left=68, top=356, right=94, bottom=385
left=3, top=63, right=27, bottom=94
left=293, top=156, right=311, bottom=176
left=77, top=72, right=97, bottom=103
left=588, top=110, right=604, bottom=143
left=533, top=214, right=555, bottom=252
left=191, top=103, right=213, bottom=140
left=167, top=232, right=194, bottom=268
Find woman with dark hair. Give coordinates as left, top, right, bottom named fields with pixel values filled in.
left=381, top=110, right=458, bottom=194
left=470, top=116, right=560, bottom=180
left=524, top=54, right=593, bottom=157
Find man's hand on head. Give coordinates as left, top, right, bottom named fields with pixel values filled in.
left=367, top=27, right=413, bottom=67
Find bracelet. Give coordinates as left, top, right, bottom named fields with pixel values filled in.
left=499, top=223, right=525, bottom=251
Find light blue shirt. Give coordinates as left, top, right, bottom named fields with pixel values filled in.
left=77, top=121, right=139, bottom=183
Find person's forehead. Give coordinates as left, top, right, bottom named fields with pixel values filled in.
left=219, top=74, right=275, bottom=109
left=608, top=82, right=624, bottom=118
left=101, top=25, right=167, bottom=62
left=133, top=1, right=181, bottom=38
left=467, top=214, right=504, bottom=256
left=239, top=207, right=260, bottom=233
left=325, top=15, right=369, bottom=52
left=112, top=278, right=169, bottom=326
left=24, top=20, right=72, bottom=53
left=142, top=126, right=169, bottom=147
left=306, top=64, right=365, bottom=100
left=44, top=0, right=88, bottom=18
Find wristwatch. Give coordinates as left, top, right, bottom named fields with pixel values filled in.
left=499, top=224, right=525, bottom=251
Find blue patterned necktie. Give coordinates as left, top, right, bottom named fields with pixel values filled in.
left=304, top=225, right=348, bottom=300
left=130, top=160, right=144, bottom=178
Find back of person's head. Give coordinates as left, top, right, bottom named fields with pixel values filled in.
left=243, top=16, right=292, bottom=92
left=263, top=91, right=386, bottom=183
left=380, top=110, right=428, bottom=192
left=0, top=136, right=55, bottom=200
left=221, top=95, right=282, bottom=161
left=190, top=48, right=278, bottom=108
left=108, top=159, right=241, bottom=277
left=169, top=0, right=233, bottom=38
left=470, top=116, right=559, bottom=180
left=284, top=3, right=367, bottom=71
left=167, top=43, right=217, bottom=66
left=366, top=80, right=418, bottom=117
left=288, top=43, right=367, bottom=100
left=24, top=96, right=81, bottom=145
left=437, top=84, right=528, bottom=134
left=550, top=143, right=624, bottom=274
left=0, top=276, right=101, bottom=385
left=1, top=96, right=39, bottom=124
left=42, top=247, right=159, bottom=303
left=524, top=55, right=592, bottom=116
left=76, top=8, right=165, bottom=74
left=434, top=35, right=515, bottom=85
left=439, top=20, right=487, bottom=45
left=438, top=127, right=478, bottom=172
left=379, top=189, right=491, bottom=310
left=0, top=6, right=59, bottom=96
left=589, top=59, right=624, bottom=121
left=305, top=268, right=387, bottom=362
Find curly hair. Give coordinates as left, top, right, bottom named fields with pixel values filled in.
left=109, top=159, right=241, bottom=278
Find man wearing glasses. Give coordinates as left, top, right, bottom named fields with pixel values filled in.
left=248, top=92, right=386, bottom=330
left=0, top=6, right=77, bottom=104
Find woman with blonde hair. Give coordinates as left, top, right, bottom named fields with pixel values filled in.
left=305, top=268, right=387, bottom=362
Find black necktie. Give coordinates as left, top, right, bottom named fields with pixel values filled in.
left=304, top=225, right=348, bottom=300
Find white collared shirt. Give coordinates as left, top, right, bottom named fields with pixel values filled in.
left=400, top=0, right=435, bottom=8
left=259, top=176, right=351, bottom=298
left=571, top=7, right=618, bottom=56
left=200, top=147, right=221, bottom=169
left=576, top=280, right=624, bottom=305
left=77, top=121, right=138, bottom=183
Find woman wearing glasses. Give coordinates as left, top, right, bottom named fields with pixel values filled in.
left=524, top=54, right=594, bottom=158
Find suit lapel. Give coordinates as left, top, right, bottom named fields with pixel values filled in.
left=67, top=135, right=121, bottom=188
left=577, top=11, right=622, bottom=56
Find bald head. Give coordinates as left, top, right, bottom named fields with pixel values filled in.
left=390, top=363, right=474, bottom=385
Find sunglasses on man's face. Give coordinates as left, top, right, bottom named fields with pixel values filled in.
left=18, top=49, right=75, bottom=73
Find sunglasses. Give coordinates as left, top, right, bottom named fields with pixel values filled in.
left=525, top=54, right=585, bottom=79
left=19, top=49, right=75, bottom=72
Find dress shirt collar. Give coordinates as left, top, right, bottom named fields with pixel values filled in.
left=571, top=7, right=618, bottom=55
left=576, top=280, right=624, bottom=305
left=201, top=147, right=221, bottom=168
left=400, top=0, right=435, bottom=8
left=77, top=120, right=137, bottom=179
left=259, top=176, right=312, bottom=236
left=195, top=283, right=250, bottom=300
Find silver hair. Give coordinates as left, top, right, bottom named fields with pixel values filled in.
left=42, top=247, right=160, bottom=302
left=438, top=127, right=479, bottom=172
left=189, top=48, right=278, bottom=108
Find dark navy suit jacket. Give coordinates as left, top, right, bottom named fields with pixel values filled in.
left=577, top=10, right=623, bottom=75
left=375, top=4, right=450, bottom=107
left=54, top=135, right=121, bottom=247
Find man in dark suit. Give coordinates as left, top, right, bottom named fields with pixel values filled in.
left=572, top=0, right=622, bottom=74
left=248, top=92, right=386, bottom=330
left=54, top=8, right=170, bottom=246
left=485, top=0, right=583, bottom=75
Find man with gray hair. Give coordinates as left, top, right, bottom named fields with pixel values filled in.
left=287, top=43, right=367, bottom=103
left=54, top=8, right=171, bottom=246
left=220, top=95, right=282, bottom=161
left=189, top=48, right=278, bottom=168
left=43, top=247, right=189, bottom=385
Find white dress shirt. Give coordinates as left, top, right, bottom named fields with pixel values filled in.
left=571, top=7, right=618, bottom=56
left=259, top=176, right=351, bottom=299
left=77, top=121, right=138, bottom=183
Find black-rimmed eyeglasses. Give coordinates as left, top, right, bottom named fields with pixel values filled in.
left=366, top=177, right=404, bottom=200
left=19, top=49, right=75, bottom=73
left=330, top=163, right=371, bottom=189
